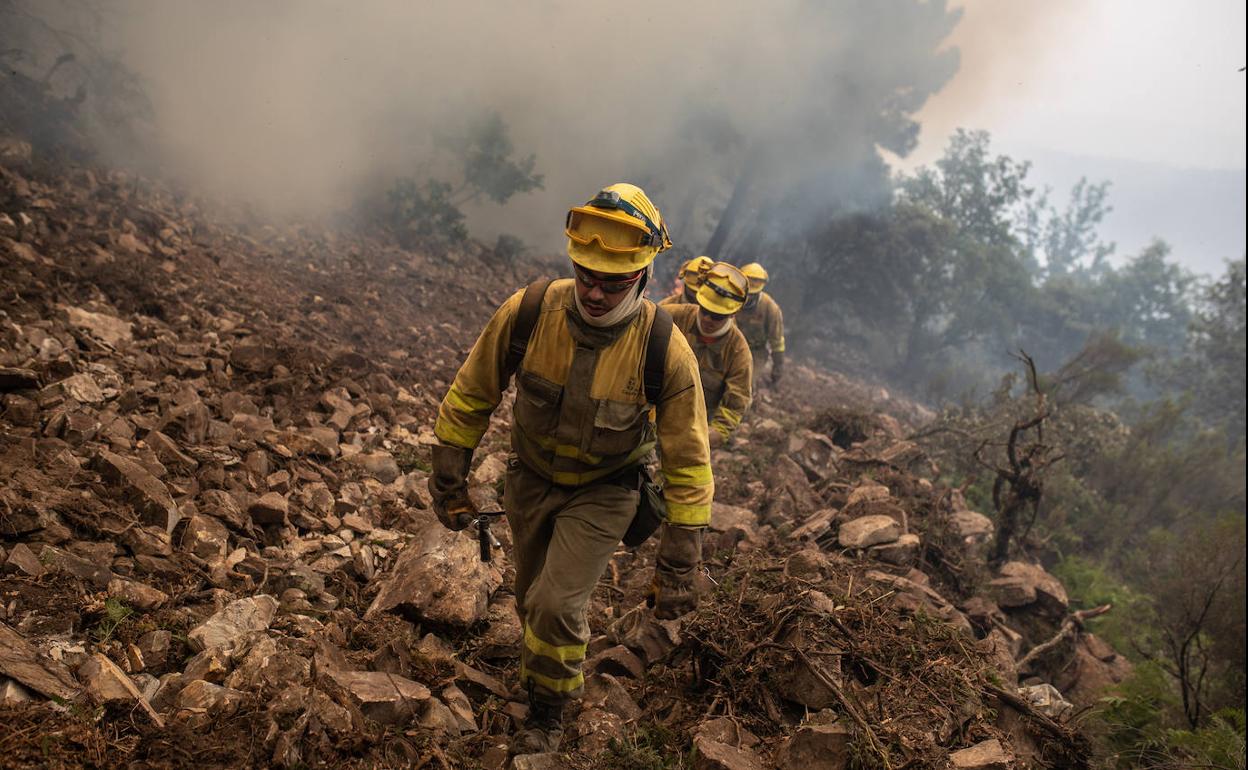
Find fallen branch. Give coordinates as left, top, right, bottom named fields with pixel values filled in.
left=1017, top=604, right=1112, bottom=672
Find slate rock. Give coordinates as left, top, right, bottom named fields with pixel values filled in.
left=322, top=669, right=430, bottom=725
left=837, top=515, right=901, bottom=548
left=187, top=595, right=279, bottom=656
left=249, top=492, right=289, bottom=525
left=96, top=450, right=181, bottom=533
left=775, top=721, right=852, bottom=770
left=950, top=738, right=1012, bottom=769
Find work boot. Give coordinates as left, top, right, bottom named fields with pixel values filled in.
left=508, top=699, right=564, bottom=756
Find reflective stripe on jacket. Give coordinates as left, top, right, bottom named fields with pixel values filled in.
left=434, top=279, right=713, bottom=526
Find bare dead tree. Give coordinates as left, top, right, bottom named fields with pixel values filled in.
left=975, top=351, right=1065, bottom=566
left=1138, top=546, right=1245, bottom=729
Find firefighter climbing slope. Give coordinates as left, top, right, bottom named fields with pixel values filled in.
left=428, top=183, right=713, bottom=756
left=737, top=262, right=786, bottom=388
left=667, top=262, right=753, bottom=447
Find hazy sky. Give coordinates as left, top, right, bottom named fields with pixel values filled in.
left=909, top=0, right=1246, bottom=170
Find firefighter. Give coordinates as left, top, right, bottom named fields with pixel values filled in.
left=736, top=262, right=785, bottom=387
left=659, top=255, right=713, bottom=306
left=428, top=183, right=712, bottom=755
left=667, top=262, right=752, bottom=446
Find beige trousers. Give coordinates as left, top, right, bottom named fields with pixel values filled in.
left=504, top=457, right=638, bottom=704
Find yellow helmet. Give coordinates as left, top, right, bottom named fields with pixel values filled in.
left=681, top=256, right=714, bottom=289
left=566, top=183, right=672, bottom=273
left=696, top=262, right=749, bottom=316
left=740, top=262, right=769, bottom=295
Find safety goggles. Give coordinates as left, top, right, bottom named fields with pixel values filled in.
left=574, top=264, right=645, bottom=295
left=705, top=276, right=747, bottom=305
left=699, top=308, right=732, bottom=322
left=565, top=190, right=671, bottom=254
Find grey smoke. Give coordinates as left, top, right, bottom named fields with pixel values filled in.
left=14, top=1, right=964, bottom=257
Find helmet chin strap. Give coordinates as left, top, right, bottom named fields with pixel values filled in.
left=574, top=265, right=652, bottom=328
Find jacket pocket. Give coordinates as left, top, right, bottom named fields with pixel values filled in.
left=590, top=399, right=651, bottom=458
left=514, top=370, right=562, bottom=437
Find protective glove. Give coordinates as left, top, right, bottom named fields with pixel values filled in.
left=708, top=429, right=726, bottom=450
left=646, top=523, right=703, bottom=619
left=429, top=443, right=477, bottom=531
left=770, top=351, right=785, bottom=386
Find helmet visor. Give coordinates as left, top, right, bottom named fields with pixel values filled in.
left=566, top=208, right=652, bottom=254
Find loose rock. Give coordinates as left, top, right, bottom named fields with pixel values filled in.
left=837, top=514, right=901, bottom=548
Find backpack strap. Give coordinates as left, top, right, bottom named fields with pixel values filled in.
left=644, top=305, right=672, bottom=406
left=505, top=278, right=553, bottom=379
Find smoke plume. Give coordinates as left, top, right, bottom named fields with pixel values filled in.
left=8, top=0, right=965, bottom=258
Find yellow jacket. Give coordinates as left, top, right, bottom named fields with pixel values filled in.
left=435, top=279, right=713, bottom=527
left=657, top=291, right=692, bottom=308
left=667, top=305, right=752, bottom=439
left=737, top=291, right=785, bottom=354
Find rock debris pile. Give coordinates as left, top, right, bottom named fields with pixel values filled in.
left=0, top=141, right=1122, bottom=768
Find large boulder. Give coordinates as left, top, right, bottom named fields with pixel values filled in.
left=64, top=306, right=132, bottom=348
left=0, top=622, right=79, bottom=701
left=992, top=561, right=1069, bottom=615
left=869, top=532, right=920, bottom=566
left=763, top=456, right=820, bottom=525
left=951, top=510, right=994, bottom=542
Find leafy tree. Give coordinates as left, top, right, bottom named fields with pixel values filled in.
left=433, top=111, right=544, bottom=207
left=383, top=110, right=543, bottom=250
left=1098, top=240, right=1195, bottom=355
left=898, top=128, right=1034, bottom=250
left=1021, top=177, right=1116, bottom=280
left=796, top=202, right=1031, bottom=386
left=385, top=178, right=467, bottom=248
left=1168, top=258, right=1247, bottom=440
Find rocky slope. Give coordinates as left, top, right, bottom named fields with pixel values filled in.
left=0, top=138, right=1127, bottom=769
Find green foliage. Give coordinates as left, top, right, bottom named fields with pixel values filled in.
left=434, top=112, right=544, bottom=206
left=1052, top=555, right=1154, bottom=656
left=491, top=233, right=528, bottom=264
left=1163, top=709, right=1247, bottom=770
left=391, top=444, right=431, bottom=474
left=386, top=178, right=468, bottom=248
left=1092, top=663, right=1245, bottom=770
left=602, top=725, right=690, bottom=770
left=1021, top=177, right=1116, bottom=279
left=382, top=110, right=542, bottom=251
left=1165, top=258, right=1247, bottom=442
left=899, top=128, right=1034, bottom=250
left=91, top=598, right=133, bottom=643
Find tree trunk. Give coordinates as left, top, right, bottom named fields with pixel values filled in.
left=704, top=146, right=762, bottom=260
